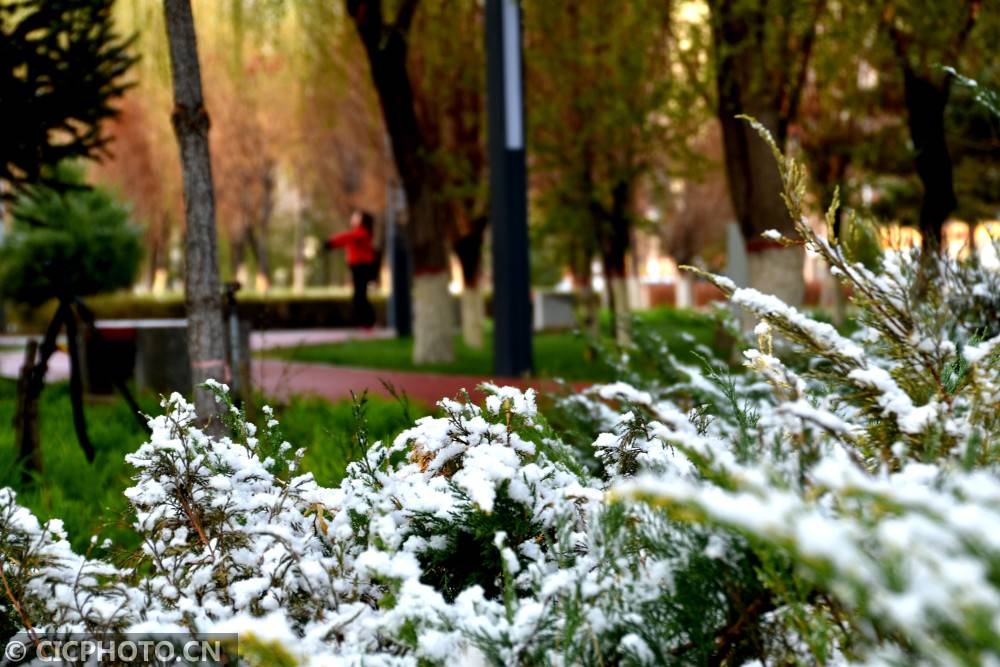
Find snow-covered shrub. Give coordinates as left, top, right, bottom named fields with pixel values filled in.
left=939, top=246, right=1000, bottom=339
left=609, top=123, right=1000, bottom=664
left=2, top=124, right=999, bottom=665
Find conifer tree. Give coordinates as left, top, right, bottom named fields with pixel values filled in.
left=0, top=0, right=136, bottom=195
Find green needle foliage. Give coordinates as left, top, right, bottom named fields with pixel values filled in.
left=0, top=0, right=136, bottom=195
left=0, top=164, right=142, bottom=306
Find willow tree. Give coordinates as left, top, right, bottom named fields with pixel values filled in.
left=210, top=0, right=282, bottom=292
left=347, top=0, right=456, bottom=363
left=163, top=0, right=227, bottom=422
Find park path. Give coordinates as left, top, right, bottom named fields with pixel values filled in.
left=0, top=328, right=393, bottom=383
left=253, top=358, right=585, bottom=406
left=1, top=329, right=588, bottom=405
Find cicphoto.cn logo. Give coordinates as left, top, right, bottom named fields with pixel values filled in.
left=3, top=634, right=237, bottom=665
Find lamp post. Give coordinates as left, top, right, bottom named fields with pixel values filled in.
left=486, top=0, right=533, bottom=376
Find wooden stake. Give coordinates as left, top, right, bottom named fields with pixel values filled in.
left=13, top=340, right=41, bottom=482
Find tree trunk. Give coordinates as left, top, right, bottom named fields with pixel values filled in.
left=147, top=214, right=170, bottom=294
left=249, top=224, right=271, bottom=293
left=163, top=0, right=228, bottom=424
left=391, top=109, right=453, bottom=365
left=413, top=272, right=454, bottom=364
left=250, top=168, right=273, bottom=292
left=455, top=217, right=487, bottom=349
left=19, top=305, right=66, bottom=478
left=63, top=302, right=95, bottom=462
left=747, top=245, right=805, bottom=306
left=609, top=276, right=631, bottom=345
left=292, top=212, right=306, bottom=293
left=901, top=70, right=956, bottom=251
left=717, top=110, right=805, bottom=305
left=676, top=272, right=694, bottom=309
left=348, top=0, right=454, bottom=363
left=460, top=285, right=485, bottom=350
left=147, top=236, right=161, bottom=291
left=152, top=267, right=169, bottom=295
left=709, top=0, right=820, bottom=307
left=718, top=110, right=794, bottom=240
left=599, top=182, right=632, bottom=344
left=580, top=281, right=600, bottom=340
left=572, top=248, right=601, bottom=339
left=230, top=231, right=247, bottom=286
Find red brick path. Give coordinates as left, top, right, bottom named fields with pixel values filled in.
left=253, top=359, right=586, bottom=406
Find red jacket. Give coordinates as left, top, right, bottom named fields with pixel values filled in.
left=327, top=227, right=375, bottom=266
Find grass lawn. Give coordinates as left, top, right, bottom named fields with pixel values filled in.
left=266, top=306, right=726, bottom=382
left=0, top=380, right=422, bottom=553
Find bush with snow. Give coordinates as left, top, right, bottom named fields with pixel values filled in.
left=2, top=130, right=999, bottom=665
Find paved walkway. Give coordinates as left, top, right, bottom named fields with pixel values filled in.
left=0, top=346, right=70, bottom=381
left=250, top=328, right=395, bottom=351
left=254, top=359, right=583, bottom=406
left=0, top=329, right=394, bottom=382
left=1, top=329, right=587, bottom=405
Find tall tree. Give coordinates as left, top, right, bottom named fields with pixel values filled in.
left=0, top=0, right=137, bottom=462
left=295, top=0, right=389, bottom=229
left=163, top=0, right=228, bottom=422
left=347, top=0, right=456, bottom=363
left=91, top=0, right=184, bottom=293
left=210, top=0, right=283, bottom=292
left=707, top=0, right=825, bottom=306
left=528, top=0, right=703, bottom=343
left=409, top=0, right=488, bottom=349
left=210, top=63, right=277, bottom=292
left=92, top=95, right=180, bottom=292
left=882, top=0, right=982, bottom=250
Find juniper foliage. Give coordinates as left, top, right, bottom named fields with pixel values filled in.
left=1, top=134, right=999, bottom=665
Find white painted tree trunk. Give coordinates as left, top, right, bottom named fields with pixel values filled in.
left=610, top=276, right=631, bottom=345
left=292, top=214, right=305, bottom=293
left=164, top=0, right=227, bottom=424
left=235, top=261, right=249, bottom=288
left=676, top=273, right=694, bottom=309
left=626, top=275, right=645, bottom=310
left=460, top=284, right=485, bottom=349
left=747, top=246, right=806, bottom=306
left=292, top=259, right=305, bottom=294
left=577, top=282, right=601, bottom=338
left=255, top=271, right=271, bottom=293
left=152, top=268, right=169, bottom=295
left=413, top=272, right=455, bottom=364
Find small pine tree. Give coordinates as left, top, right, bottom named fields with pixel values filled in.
left=0, top=0, right=136, bottom=195
left=0, top=165, right=141, bottom=306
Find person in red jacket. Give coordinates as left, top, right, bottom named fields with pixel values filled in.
left=325, top=210, right=377, bottom=327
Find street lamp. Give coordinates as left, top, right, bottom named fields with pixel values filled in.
left=486, top=0, right=533, bottom=377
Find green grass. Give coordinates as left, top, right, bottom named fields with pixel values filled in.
left=0, top=306, right=727, bottom=555
left=0, top=381, right=422, bottom=553
left=266, top=306, right=724, bottom=382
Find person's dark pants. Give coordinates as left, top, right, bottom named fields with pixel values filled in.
left=350, top=262, right=376, bottom=327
